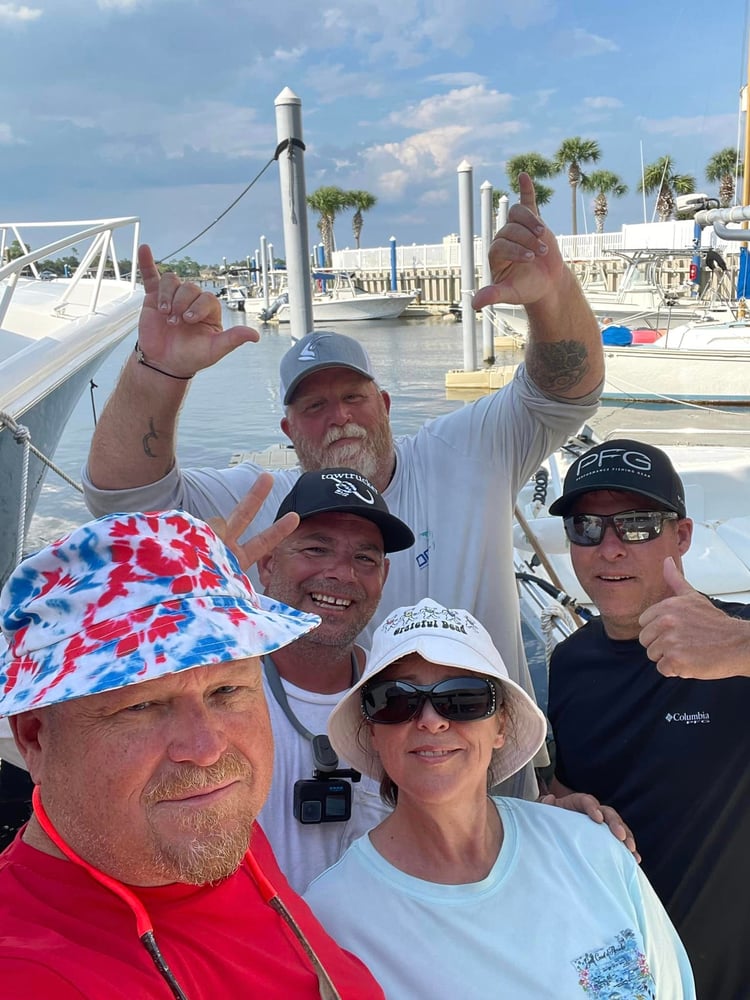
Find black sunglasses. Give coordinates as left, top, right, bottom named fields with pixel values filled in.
left=563, top=509, right=679, bottom=547
left=361, top=676, right=500, bottom=725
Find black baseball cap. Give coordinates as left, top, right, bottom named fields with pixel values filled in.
left=548, top=439, right=687, bottom=518
left=274, top=468, right=415, bottom=553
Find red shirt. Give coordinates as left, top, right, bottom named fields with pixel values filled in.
left=0, top=823, right=383, bottom=999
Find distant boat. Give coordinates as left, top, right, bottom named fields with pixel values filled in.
left=224, top=284, right=254, bottom=312
left=249, top=270, right=415, bottom=323
left=489, top=249, right=733, bottom=337
left=0, top=216, right=144, bottom=586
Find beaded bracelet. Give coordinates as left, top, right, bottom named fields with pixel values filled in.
left=134, top=342, right=194, bottom=381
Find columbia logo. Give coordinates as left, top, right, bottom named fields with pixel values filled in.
left=665, top=711, right=710, bottom=725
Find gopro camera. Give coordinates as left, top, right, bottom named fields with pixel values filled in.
left=293, top=735, right=361, bottom=825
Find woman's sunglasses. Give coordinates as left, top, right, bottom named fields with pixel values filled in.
left=563, top=509, right=679, bottom=547
left=361, top=676, right=500, bottom=725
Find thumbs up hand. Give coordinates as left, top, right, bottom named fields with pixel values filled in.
left=639, top=557, right=750, bottom=679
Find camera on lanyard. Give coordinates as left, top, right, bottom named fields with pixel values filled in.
left=293, top=734, right=361, bottom=824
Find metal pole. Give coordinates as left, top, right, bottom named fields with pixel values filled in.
left=389, top=236, right=397, bottom=291
left=260, top=234, right=270, bottom=310
left=480, top=181, right=495, bottom=365
left=457, top=159, right=476, bottom=372
left=274, top=87, right=314, bottom=339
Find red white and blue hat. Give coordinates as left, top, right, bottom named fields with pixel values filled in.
left=0, top=510, right=321, bottom=718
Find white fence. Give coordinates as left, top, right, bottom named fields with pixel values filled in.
left=332, top=221, right=741, bottom=271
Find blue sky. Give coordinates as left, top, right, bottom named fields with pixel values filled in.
left=3, top=0, right=749, bottom=265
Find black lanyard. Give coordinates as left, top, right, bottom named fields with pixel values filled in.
left=262, top=653, right=360, bottom=742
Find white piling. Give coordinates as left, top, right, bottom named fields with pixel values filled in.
left=480, top=181, right=495, bottom=365
left=458, top=160, right=476, bottom=372
left=274, top=88, right=314, bottom=339
left=260, top=234, right=270, bottom=311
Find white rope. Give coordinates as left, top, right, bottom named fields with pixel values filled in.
left=0, top=410, right=84, bottom=571
left=540, top=602, right=579, bottom=669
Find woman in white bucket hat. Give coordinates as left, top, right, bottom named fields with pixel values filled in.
left=304, top=599, right=694, bottom=1000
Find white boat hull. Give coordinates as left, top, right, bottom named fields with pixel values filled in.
left=602, top=345, right=750, bottom=405
left=0, top=219, right=143, bottom=586
left=275, top=292, right=415, bottom=323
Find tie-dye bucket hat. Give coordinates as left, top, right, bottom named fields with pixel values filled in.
left=0, top=510, right=321, bottom=717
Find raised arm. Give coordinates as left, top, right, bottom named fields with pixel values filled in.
left=473, top=173, right=603, bottom=399
left=87, top=245, right=258, bottom=490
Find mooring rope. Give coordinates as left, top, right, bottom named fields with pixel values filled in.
left=0, top=410, right=83, bottom=571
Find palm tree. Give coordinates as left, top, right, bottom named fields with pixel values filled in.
left=553, top=137, right=601, bottom=235
left=706, top=147, right=743, bottom=208
left=306, top=186, right=351, bottom=266
left=638, top=156, right=696, bottom=222
left=348, top=190, right=377, bottom=249
left=581, top=170, right=628, bottom=233
left=505, top=153, right=556, bottom=207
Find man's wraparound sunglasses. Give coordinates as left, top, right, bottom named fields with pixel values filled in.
left=361, top=676, right=500, bottom=725
left=563, top=509, right=679, bottom=547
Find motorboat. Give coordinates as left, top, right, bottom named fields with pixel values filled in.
left=249, top=270, right=415, bottom=323
left=224, top=284, right=253, bottom=311
left=0, top=217, right=144, bottom=587
left=514, top=426, right=750, bottom=671
left=602, top=345, right=750, bottom=405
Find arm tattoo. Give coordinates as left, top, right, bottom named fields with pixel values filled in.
left=526, top=340, right=590, bottom=395
left=142, top=418, right=159, bottom=458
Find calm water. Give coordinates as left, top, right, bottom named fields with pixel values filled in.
left=29, top=307, right=750, bottom=552
left=28, top=312, right=474, bottom=550
left=26, top=308, right=750, bottom=706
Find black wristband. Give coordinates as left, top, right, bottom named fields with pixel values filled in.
left=134, top=342, right=194, bottom=381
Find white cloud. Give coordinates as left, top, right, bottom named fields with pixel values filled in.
left=583, top=96, right=623, bottom=110
left=638, top=112, right=736, bottom=142
left=271, top=46, right=307, bottom=63
left=378, top=168, right=410, bottom=198
left=389, top=85, right=514, bottom=130
left=0, top=3, right=42, bottom=22
left=418, top=187, right=451, bottom=206
left=533, top=89, right=556, bottom=109
left=560, top=28, right=618, bottom=56
left=426, top=72, right=487, bottom=87
left=304, top=63, right=384, bottom=103
left=0, top=123, right=23, bottom=145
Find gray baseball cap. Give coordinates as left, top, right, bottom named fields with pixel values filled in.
left=279, top=331, right=375, bottom=405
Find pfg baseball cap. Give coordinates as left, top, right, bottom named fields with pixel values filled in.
left=548, top=439, right=687, bottom=518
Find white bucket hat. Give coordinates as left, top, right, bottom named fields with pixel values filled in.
left=328, top=598, right=547, bottom=785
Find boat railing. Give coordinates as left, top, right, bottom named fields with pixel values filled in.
left=0, top=217, right=140, bottom=329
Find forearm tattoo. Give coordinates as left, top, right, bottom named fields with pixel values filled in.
left=526, top=340, right=590, bottom=394
left=142, top=418, right=159, bottom=458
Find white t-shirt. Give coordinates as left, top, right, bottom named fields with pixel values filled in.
left=83, top=366, right=599, bottom=799
left=259, top=668, right=389, bottom=893
left=304, top=797, right=696, bottom=1000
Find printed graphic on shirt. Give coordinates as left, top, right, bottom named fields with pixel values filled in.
left=573, top=928, right=654, bottom=998
left=664, top=710, right=710, bottom=725
left=415, top=530, right=434, bottom=570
